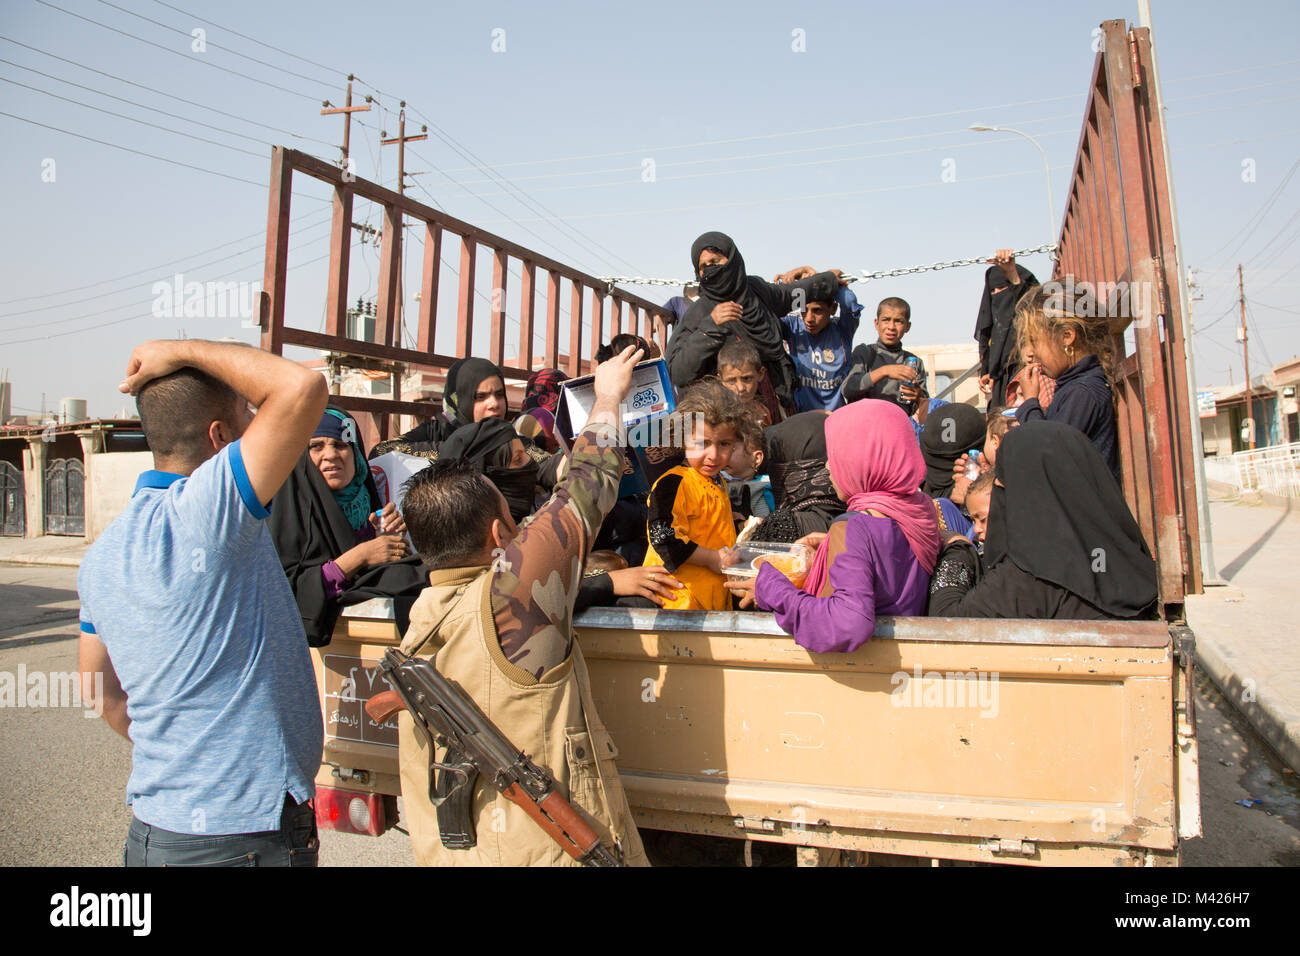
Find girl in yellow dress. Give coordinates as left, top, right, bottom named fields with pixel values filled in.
left=642, top=380, right=758, bottom=610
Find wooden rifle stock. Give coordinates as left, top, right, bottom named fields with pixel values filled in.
left=365, top=689, right=404, bottom=724
left=501, top=784, right=610, bottom=865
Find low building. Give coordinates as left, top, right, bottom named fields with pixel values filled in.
left=0, top=419, right=148, bottom=542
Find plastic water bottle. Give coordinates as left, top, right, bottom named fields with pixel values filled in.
left=903, top=356, right=920, bottom=412
left=965, top=450, right=981, bottom=482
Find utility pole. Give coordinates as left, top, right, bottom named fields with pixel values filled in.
left=320, top=74, right=371, bottom=177
left=380, top=101, right=428, bottom=198
left=380, top=103, right=428, bottom=349
left=1238, top=263, right=1254, bottom=450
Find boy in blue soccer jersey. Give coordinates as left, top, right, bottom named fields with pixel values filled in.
left=778, top=282, right=863, bottom=414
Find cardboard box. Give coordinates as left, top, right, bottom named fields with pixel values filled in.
left=554, top=358, right=676, bottom=499
left=555, top=358, right=675, bottom=441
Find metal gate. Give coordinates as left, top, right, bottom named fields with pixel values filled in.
left=257, top=147, right=670, bottom=443
left=1054, top=18, right=1203, bottom=611
left=44, top=458, right=84, bottom=536
left=0, top=461, right=23, bottom=536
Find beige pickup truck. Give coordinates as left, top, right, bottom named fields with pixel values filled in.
left=260, top=18, right=1205, bottom=865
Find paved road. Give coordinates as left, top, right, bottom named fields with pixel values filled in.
left=1, top=563, right=1296, bottom=866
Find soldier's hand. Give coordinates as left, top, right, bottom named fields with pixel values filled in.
left=593, top=344, right=644, bottom=406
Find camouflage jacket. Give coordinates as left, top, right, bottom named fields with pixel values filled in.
left=488, top=420, right=621, bottom=679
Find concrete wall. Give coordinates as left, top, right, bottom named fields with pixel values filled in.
left=908, top=343, right=982, bottom=407
left=86, top=451, right=151, bottom=543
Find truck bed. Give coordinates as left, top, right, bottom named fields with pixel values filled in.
left=314, top=601, right=1199, bottom=866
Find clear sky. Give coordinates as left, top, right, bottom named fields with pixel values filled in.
left=1, top=0, right=1297, bottom=419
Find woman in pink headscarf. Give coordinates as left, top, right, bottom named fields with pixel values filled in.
left=748, top=399, right=939, bottom=653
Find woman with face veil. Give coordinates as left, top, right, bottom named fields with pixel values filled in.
left=269, top=408, right=428, bottom=646
left=439, top=417, right=540, bottom=523
left=927, top=420, right=1158, bottom=619
left=664, top=231, right=842, bottom=410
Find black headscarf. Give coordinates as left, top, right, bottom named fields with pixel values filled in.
left=983, top=420, right=1157, bottom=617
left=677, top=231, right=799, bottom=402
left=446, top=358, right=506, bottom=426
left=268, top=409, right=427, bottom=647
left=756, top=411, right=843, bottom=540
left=974, top=263, right=1037, bottom=402
left=918, top=403, right=986, bottom=498
left=440, top=418, right=538, bottom=522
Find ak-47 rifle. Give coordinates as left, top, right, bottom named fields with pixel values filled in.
left=366, top=647, right=622, bottom=867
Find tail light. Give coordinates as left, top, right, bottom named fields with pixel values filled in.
left=316, top=787, right=387, bottom=836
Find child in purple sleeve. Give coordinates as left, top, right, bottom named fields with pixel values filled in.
left=738, top=400, right=940, bottom=653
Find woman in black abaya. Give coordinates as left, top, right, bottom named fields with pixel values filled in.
left=269, top=408, right=428, bottom=646
left=665, top=231, right=843, bottom=410
left=927, top=420, right=1158, bottom=620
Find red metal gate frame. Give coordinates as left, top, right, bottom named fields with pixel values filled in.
left=258, top=148, right=670, bottom=441
left=1054, top=19, right=1203, bottom=609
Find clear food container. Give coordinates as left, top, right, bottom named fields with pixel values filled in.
left=722, top=541, right=812, bottom=587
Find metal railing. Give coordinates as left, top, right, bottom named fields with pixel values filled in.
left=1203, top=442, right=1300, bottom=498
left=258, top=148, right=671, bottom=441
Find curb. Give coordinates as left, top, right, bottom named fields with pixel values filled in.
left=1193, top=624, right=1300, bottom=774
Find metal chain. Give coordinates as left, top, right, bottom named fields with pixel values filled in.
left=598, top=242, right=1058, bottom=290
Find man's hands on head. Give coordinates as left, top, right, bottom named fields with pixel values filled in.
left=120, top=338, right=328, bottom=505
left=118, top=340, right=194, bottom=395
left=589, top=344, right=645, bottom=428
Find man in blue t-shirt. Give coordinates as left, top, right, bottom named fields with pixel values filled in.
left=779, top=285, right=862, bottom=413
left=77, top=338, right=329, bottom=866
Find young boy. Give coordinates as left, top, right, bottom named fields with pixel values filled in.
left=951, top=408, right=1018, bottom=503
left=725, top=419, right=774, bottom=520
left=717, top=338, right=780, bottom=426
left=964, top=470, right=994, bottom=550
left=840, top=297, right=928, bottom=422
left=779, top=286, right=862, bottom=413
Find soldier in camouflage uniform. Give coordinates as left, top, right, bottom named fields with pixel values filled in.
left=395, top=346, right=651, bottom=866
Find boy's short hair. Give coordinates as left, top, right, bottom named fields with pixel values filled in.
left=717, top=338, right=761, bottom=372
left=595, top=333, right=651, bottom=364
left=986, top=409, right=1017, bottom=441
left=137, top=367, right=242, bottom=461
left=876, top=296, right=911, bottom=321
left=968, top=470, right=995, bottom=498
left=402, top=457, right=502, bottom=570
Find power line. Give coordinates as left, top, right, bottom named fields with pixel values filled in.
left=0, top=34, right=334, bottom=146
left=0, top=75, right=266, bottom=158
left=94, top=0, right=335, bottom=89
left=449, top=115, right=1082, bottom=186
left=408, top=106, right=645, bottom=276
left=0, top=209, right=330, bottom=305
left=429, top=60, right=1300, bottom=176
left=1207, top=155, right=1300, bottom=266
left=461, top=128, right=1079, bottom=201
left=145, top=0, right=346, bottom=77
left=473, top=165, right=1056, bottom=225
left=0, top=55, right=273, bottom=147
left=0, top=241, right=350, bottom=347
left=0, top=217, right=335, bottom=322
left=0, top=108, right=267, bottom=186
left=32, top=0, right=322, bottom=102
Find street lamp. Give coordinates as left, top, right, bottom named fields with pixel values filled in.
left=969, top=125, right=1057, bottom=247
